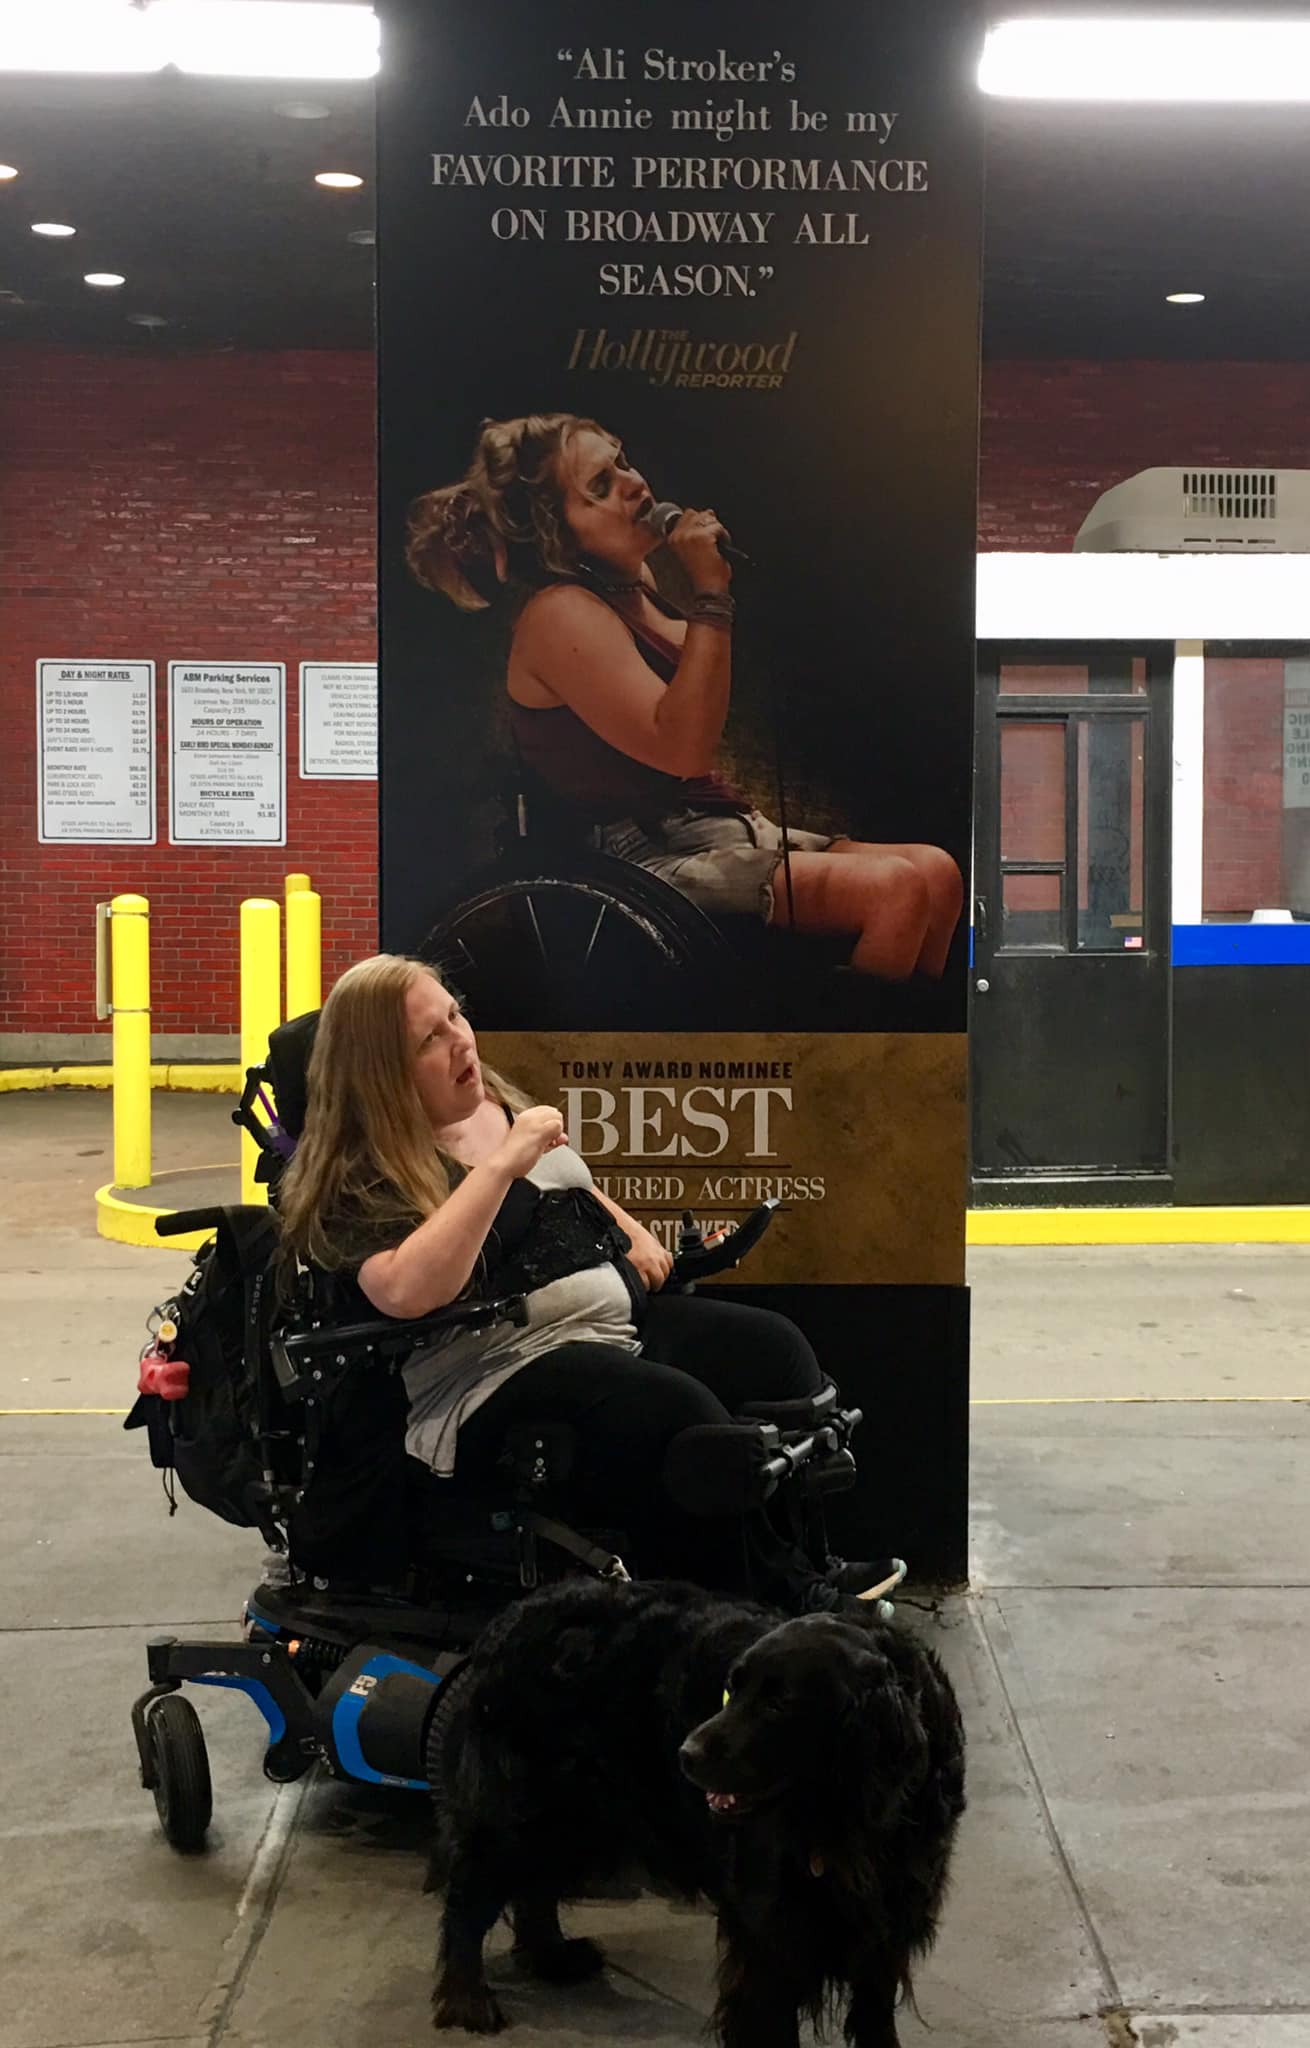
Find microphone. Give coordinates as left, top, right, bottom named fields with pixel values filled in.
left=643, top=499, right=751, bottom=565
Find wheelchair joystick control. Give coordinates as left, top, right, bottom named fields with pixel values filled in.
left=678, top=1211, right=735, bottom=1257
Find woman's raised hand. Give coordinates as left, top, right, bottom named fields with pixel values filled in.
left=489, top=1104, right=567, bottom=1179
left=667, top=506, right=732, bottom=596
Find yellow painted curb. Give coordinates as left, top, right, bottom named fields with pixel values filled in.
left=161, top=1064, right=242, bottom=1093
left=95, top=1179, right=222, bottom=1252
left=1, top=1064, right=240, bottom=1094
left=968, top=1206, right=1310, bottom=1247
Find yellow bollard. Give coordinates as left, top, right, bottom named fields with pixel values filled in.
left=239, top=898, right=282, bottom=1206
left=110, top=893, right=151, bottom=1190
left=285, top=871, right=311, bottom=901
left=286, top=887, right=322, bottom=1019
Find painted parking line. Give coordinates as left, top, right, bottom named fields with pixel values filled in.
left=2, top=1395, right=1307, bottom=1420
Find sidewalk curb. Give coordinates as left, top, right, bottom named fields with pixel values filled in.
left=2, top=1065, right=240, bottom=1094
left=968, top=1206, right=1310, bottom=1246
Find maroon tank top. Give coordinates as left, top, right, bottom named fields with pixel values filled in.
left=508, top=584, right=745, bottom=827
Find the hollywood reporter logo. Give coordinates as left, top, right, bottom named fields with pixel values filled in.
left=568, top=326, right=797, bottom=390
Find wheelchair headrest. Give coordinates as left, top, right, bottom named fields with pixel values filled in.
left=265, top=1009, right=320, bottom=1143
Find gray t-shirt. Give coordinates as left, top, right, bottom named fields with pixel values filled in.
left=401, top=1143, right=640, bottom=1477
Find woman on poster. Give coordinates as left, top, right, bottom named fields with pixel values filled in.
left=407, top=412, right=962, bottom=980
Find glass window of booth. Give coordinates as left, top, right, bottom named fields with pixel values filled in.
left=1203, top=644, right=1310, bottom=921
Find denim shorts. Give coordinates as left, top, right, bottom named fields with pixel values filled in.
left=596, top=808, right=835, bottom=921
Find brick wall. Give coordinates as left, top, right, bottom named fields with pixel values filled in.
left=1203, top=657, right=1286, bottom=916
left=1, top=346, right=378, bottom=1038
left=980, top=360, right=1310, bottom=551
left=5, top=349, right=1308, bottom=1041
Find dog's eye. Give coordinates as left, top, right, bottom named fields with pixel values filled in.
left=722, top=1687, right=731, bottom=1709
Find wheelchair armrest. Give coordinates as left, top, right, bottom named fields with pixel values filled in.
left=669, top=1200, right=778, bottom=1286
left=277, top=1295, right=528, bottom=1367
left=737, top=1382, right=839, bottom=1434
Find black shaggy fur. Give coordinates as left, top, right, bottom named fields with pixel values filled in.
left=426, top=1578, right=965, bottom=2046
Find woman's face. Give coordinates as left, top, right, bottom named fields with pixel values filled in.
left=404, top=974, right=483, bottom=1131
left=556, top=427, right=656, bottom=574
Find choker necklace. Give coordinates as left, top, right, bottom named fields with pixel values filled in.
left=581, top=564, right=644, bottom=596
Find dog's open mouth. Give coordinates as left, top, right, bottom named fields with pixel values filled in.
left=701, top=1784, right=783, bottom=1821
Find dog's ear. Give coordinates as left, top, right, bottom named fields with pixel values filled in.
left=546, top=1626, right=596, bottom=1686
left=841, top=1648, right=930, bottom=1819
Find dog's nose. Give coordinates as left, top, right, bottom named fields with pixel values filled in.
left=678, top=1733, right=705, bottom=1778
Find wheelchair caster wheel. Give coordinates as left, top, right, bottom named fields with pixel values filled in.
left=146, top=1693, right=213, bottom=1852
left=873, top=1598, right=895, bottom=1623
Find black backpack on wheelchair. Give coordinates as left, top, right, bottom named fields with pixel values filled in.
left=124, top=1011, right=870, bottom=1854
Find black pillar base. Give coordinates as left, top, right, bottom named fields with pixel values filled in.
left=703, top=1283, right=971, bottom=1588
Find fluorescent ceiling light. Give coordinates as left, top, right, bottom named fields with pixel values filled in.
left=164, top=2, right=379, bottom=79
left=85, top=271, right=126, bottom=287
left=31, top=221, right=77, bottom=237
left=981, top=18, right=1310, bottom=102
left=0, top=1, right=379, bottom=79
left=1166, top=293, right=1206, bottom=305
left=0, top=164, right=19, bottom=180
left=0, top=2, right=160, bottom=73
left=315, top=170, right=364, bottom=188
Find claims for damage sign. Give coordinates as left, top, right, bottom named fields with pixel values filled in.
left=377, top=1, right=982, bottom=1286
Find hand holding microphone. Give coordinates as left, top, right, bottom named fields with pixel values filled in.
left=645, top=499, right=746, bottom=598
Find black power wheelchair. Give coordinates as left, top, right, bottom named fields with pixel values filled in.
left=126, top=1012, right=883, bottom=1854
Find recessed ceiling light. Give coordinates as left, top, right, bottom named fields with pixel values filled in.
left=127, top=312, right=168, bottom=328
left=315, top=170, right=363, bottom=189
left=346, top=227, right=375, bottom=245
left=0, top=163, right=19, bottom=180
left=85, top=271, right=126, bottom=288
left=31, top=220, right=76, bottom=237
left=1166, top=293, right=1206, bottom=306
left=274, top=99, right=331, bottom=119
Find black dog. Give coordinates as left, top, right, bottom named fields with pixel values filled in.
left=427, top=1578, right=965, bottom=2046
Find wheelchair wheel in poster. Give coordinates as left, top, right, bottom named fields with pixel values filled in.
left=147, top=1693, right=213, bottom=1853
left=420, top=853, right=734, bottom=1029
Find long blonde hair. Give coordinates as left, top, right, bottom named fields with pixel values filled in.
left=406, top=412, right=609, bottom=609
left=278, top=954, right=526, bottom=1272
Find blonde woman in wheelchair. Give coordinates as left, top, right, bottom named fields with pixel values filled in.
left=277, top=954, right=905, bottom=1610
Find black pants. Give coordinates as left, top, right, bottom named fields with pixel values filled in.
left=449, top=1295, right=824, bottom=1591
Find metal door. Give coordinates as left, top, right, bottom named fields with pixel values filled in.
left=972, top=646, right=1173, bottom=1201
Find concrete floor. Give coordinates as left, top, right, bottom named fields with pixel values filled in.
left=2, top=1089, right=1308, bottom=2048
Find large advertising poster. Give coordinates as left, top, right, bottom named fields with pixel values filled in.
left=377, top=0, right=983, bottom=1573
